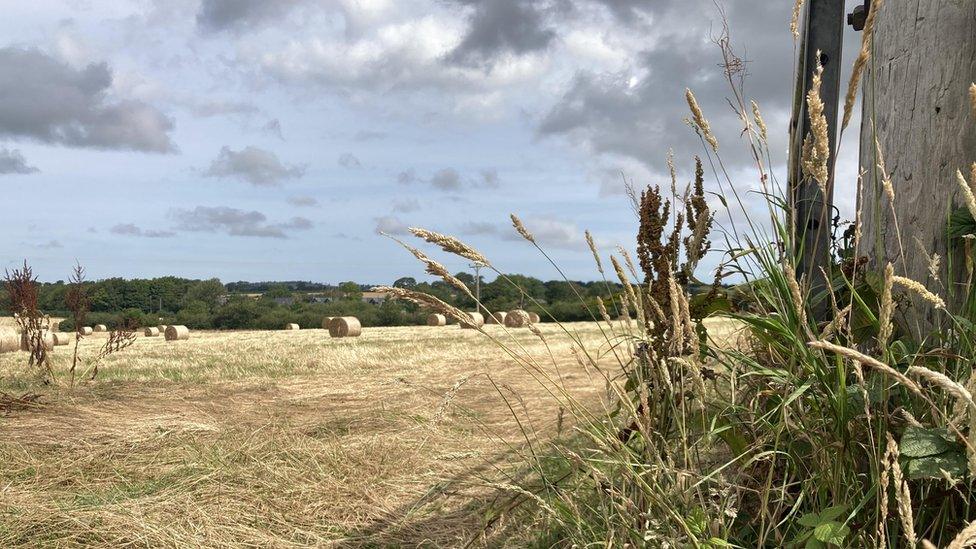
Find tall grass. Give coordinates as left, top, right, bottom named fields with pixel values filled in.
left=388, top=15, right=976, bottom=548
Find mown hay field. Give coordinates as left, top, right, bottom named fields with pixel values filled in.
left=0, top=319, right=741, bottom=547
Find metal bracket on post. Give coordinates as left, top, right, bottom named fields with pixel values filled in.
left=787, top=0, right=845, bottom=319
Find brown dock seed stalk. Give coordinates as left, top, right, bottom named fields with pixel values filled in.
left=893, top=276, right=946, bottom=309
left=791, top=0, right=805, bottom=40
left=843, top=0, right=882, bottom=130
left=751, top=101, right=767, bottom=142
left=801, top=56, right=830, bottom=194
left=878, top=263, right=894, bottom=349
left=685, top=88, right=718, bottom=152
left=907, top=366, right=976, bottom=410
left=809, top=341, right=924, bottom=396
left=408, top=227, right=490, bottom=265
left=510, top=214, right=535, bottom=244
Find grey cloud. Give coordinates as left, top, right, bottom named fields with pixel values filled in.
left=262, top=119, right=284, bottom=140
left=196, top=0, right=303, bottom=32
left=0, top=148, right=38, bottom=174
left=448, top=0, right=556, bottom=65
left=287, top=195, right=318, bottom=207
left=38, top=240, right=63, bottom=249
left=480, top=168, right=499, bottom=188
left=110, top=223, right=176, bottom=238
left=397, top=170, right=417, bottom=185
left=430, top=168, right=462, bottom=191
left=538, top=0, right=801, bottom=179
left=460, top=221, right=498, bottom=236
left=169, top=206, right=313, bottom=238
left=186, top=99, right=259, bottom=118
left=354, top=130, right=387, bottom=142
left=391, top=198, right=421, bottom=213
left=204, top=146, right=305, bottom=186
left=374, top=215, right=410, bottom=235
left=0, top=47, right=176, bottom=153
left=338, top=152, right=362, bottom=169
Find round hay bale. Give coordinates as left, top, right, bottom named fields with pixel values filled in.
left=322, top=317, right=335, bottom=330
left=505, top=310, right=529, bottom=328
left=78, top=327, right=94, bottom=336
left=0, top=329, right=20, bottom=353
left=93, top=324, right=108, bottom=333
left=460, top=312, right=485, bottom=330
left=21, top=332, right=55, bottom=352
left=165, top=325, right=190, bottom=341
left=157, top=325, right=168, bottom=333
left=426, top=313, right=447, bottom=326
left=144, top=327, right=161, bottom=337
left=486, top=311, right=507, bottom=325
left=284, top=323, right=300, bottom=331
left=528, top=312, right=541, bottom=324
left=329, top=317, right=362, bottom=338
left=51, top=332, right=73, bottom=346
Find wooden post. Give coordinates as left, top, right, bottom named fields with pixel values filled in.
left=858, top=1, right=976, bottom=331
left=789, top=0, right=846, bottom=316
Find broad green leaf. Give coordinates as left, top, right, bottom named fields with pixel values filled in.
left=819, top=506, right=847, bottom=522
left=813, top=521, right=850, bottom=545
left=900, top=426, right=952, bottom=458
left=797, top=513, right=822, bottom=528
left=805, top=537, right=826, bottom=549
left=907, top=451, right=968, bottom=480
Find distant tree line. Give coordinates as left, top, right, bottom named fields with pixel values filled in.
left=0, top=273, right=723, bottom=331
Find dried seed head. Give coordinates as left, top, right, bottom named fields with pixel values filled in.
left=751, top=100, right=768, bottom=141
left=783, top=261, right=808, bottom=328
left=409, top=227, right=490, bottom=265
left=970, top=83, right=976, bottom=120
left=878, top=262, right=894, bottom=349
left=959, top=169, right=976, bottom=222
left=893, top=275, right=946, bottom=309
left=685, top=88, right=718, bottom=152
left=595, top=296, right=612, bottom=325
left=790, top=0, right=805, bottom=40
left=510, top=214, right=535, bottom=244
left=888, top=432, right=917, bottom=548
left=585, top=230, right=604, bottom=275
left=907, top=365, right=976, bottom=411
left=947, top=520, right=976, bottom=549
left=384, top=233, right=476, bottom=300
left=808, top=340, right=924, bottom=396
left=876, top=138, right=895, bottom=203
left=843, top=0, right=883, bottom=130
left=373, top=286, right=470, bottom=326
left=801, top=56, right=830, bottom=194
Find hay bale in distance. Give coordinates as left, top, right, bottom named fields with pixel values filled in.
left=51, top=332, right=73, bottom=346
left=329, top=317, right=362, bottom=338
left=528, top=312, right=541, bottom=324
left=427, top=313, right=447, bottom=326
left=505, top=310, right=529, bottom=328
left=485, top=311, right=507, bottom=325
left=322, top=317, right=335, bottom=330
left=165, top=325, right=190, bottom=341
left=93, top=324, right=107, bottom=333
left=157, top=325, right=168, bottom=333
left=460, top=312, right=485, bottom=330
left=21, top=332, right=55, bottom=352
left=0, top=329, right=19, bottom=353
left=144, top=327, right=161, bottom=337
left=285, top=323, right=300, bottom=331
left=78, top=327, right=94, bottom=336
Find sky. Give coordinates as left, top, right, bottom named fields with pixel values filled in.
left=0, top=0, right=861, bottom=285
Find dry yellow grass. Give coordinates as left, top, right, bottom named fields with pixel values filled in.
left=0, top=318, right=741, bottom=546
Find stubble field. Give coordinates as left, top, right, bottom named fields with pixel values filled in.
left=0, top=319, right=741, bottom=547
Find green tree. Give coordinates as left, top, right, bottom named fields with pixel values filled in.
left=186, top=278, right=225, bottom=310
